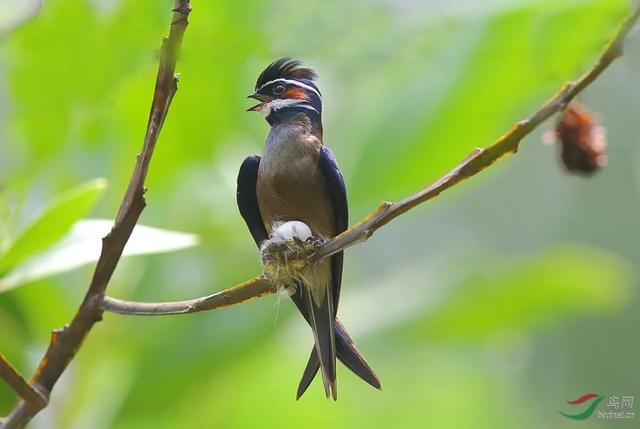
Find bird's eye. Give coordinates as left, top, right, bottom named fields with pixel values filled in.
left=273, top=84, right=286, bottom=95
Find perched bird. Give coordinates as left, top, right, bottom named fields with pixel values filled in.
left=237, top=58, right=381, bottom=399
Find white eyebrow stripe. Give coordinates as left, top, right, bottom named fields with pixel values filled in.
left=257, top=78, right=323, bottom=101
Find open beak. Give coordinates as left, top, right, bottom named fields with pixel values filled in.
left=246, top=93, right=273, bottom=112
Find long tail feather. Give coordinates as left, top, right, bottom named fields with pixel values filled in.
left=297, top=319, right=381, bottom=399
left=334, top=320, right=381, bottom=390
left=303, top=284, right=337, bottom=400
left=296, top=348, right=320, bottom=400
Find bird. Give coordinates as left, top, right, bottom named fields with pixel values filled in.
left=236, top=58, right=381, bottom=400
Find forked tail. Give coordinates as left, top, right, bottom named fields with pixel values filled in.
left=296, top=318, right=381, bottom=399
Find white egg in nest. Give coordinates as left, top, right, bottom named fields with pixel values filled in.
left=271, top=221, right=313, bottom=243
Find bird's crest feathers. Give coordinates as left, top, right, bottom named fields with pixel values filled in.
left=255, top=58, right=317, bottom=90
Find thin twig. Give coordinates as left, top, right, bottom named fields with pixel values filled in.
left=97, top=4, right=640, bottom=317
left=1, top=2, right=638, bottom=425
left=310, top=3, right=640, bottom=262
left=0, top=354, right=47, bottom=409
left=102, top=276, right=273, bottom=315
left=1, top=2, right=192, bottom=427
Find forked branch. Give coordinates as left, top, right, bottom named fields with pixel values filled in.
left=98, top=4, right=640, bottom=317
left=1, top=1, right=192, bottom=427
left=1, top=2, right=639, bottom=426
left=0, top=354, right=47, bottom=410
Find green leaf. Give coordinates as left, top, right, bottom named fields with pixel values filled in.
left=0, top=219, right=200, bottom=292
left=0, top=178, right=107, bottom=273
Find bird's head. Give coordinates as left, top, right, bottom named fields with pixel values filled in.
left=247, top=58, right=322, bottom=126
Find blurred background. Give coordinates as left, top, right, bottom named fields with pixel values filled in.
left=1, top=0, right=639, bottom=427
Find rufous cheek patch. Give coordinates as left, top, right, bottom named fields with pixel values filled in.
left=283, top=87, right=308, bottom=100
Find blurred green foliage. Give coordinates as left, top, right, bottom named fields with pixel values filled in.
left=0, top=178, right=198, bottom=291
left=0, top=178, right=106, bottom=273
left=1, top=0, right=639, bottom=428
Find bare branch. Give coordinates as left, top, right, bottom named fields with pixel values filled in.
left=101, top=276, right=274, bottom=315
left=311, top=3, right=640, bottom=262
left=2, top=2, right=192, bottom=427
left=98, top=3, right=640, bottom=318
left=2, top=1, right=638, bottom=424
left=0, top=353, right=47, bottom=409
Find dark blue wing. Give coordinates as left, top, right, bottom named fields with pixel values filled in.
left=317, top=145, right=348, bottom=312
left=236, top=155, right=268, bottom=246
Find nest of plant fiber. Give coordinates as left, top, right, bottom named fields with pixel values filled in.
left=260, top=235, right=326, bottom=291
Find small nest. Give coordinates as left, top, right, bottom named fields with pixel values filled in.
left=260, top=235, right=326, bottom=293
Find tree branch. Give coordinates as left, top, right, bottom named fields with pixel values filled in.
left=97, top=4, right=640, bottom=318
left=101, top=276, right=273, bottom=315
left=0, top=354, right=47, bottom=410
left=1, top=1, right=192, bottom=427
left=311, top=3, right=640, bottom=261
left=2, top=1, right=638, bottom=424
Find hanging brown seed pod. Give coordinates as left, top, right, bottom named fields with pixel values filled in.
left=554, top=103, right=607, bottom=175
